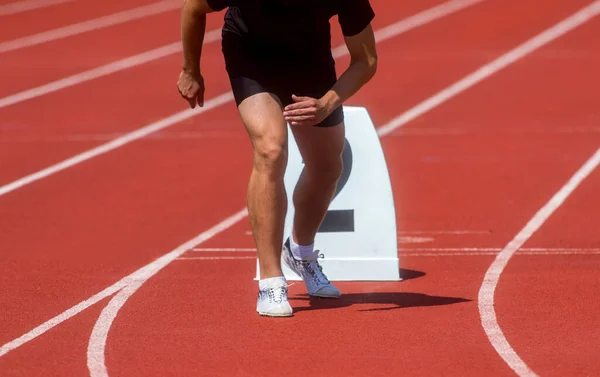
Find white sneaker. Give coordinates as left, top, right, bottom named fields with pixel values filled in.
left=256, top=278, right=293, bottom=317
left=282, top=238, right=341, bottom=298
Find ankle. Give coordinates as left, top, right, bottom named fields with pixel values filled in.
left=259, top=276, right=286, bottom=290
left=290, top=236, right=315, bottom=260
left=259, top=267, right=285, bottom=280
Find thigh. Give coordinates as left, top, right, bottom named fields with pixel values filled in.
left=290, top=121, right=345, bottom=169
left=222, top=34, right=288, bottom=149
left=238, top=92, right=288, bottom=153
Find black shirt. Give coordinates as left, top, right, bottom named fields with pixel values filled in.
left=206, top=0, right=375, bottom=58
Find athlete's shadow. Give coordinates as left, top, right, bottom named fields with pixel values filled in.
left=289, top=268, right=470, bottom=313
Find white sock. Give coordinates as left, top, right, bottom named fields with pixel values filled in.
left=290, top=237, right=315, bottom=260
left=259, top=276, right=286, bottom=290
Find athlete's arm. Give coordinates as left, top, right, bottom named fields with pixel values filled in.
left=322, top=24, right=378, bottom=112
left=178, top=0, right=222, bottom=108
left=283, top=24, right=378, bottom=126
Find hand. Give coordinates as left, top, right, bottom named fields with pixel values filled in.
left=283, top=95, right=331, bottom=126
left=177, top=69, right=205, bottom=108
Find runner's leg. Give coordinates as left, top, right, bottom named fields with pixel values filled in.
left=237, top=92, right=288, bottom=279
left=290, top=121, right=345, bottom=245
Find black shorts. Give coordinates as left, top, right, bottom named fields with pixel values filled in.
left=221, top=34, right=344, bottom=127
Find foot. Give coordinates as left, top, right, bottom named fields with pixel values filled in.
left=282, top=238, right=341, bottom=298
left=256, top=278, right=293, bottom=317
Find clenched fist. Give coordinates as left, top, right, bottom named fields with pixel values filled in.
left=177, top=70, right=205, bottom=109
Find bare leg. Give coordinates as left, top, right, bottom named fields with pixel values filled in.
left=290, top=122, right=345, bottom=245
left=238, top=93, right=288, bottom=279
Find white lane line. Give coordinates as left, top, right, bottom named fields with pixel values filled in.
left=376, top=1, right=600, bottom=137
left=522, top=248, right=600, bottom=252
left=0, top=130, right=238, bottom=142
left=0, top=0, right=480, bottom=109
left=0, top=0, right=481, bottom=195
left=518, top=250, right=600, bottom=255
left=0, top=0, right=73, bottom=16
left=86, top=209, right=247, bottom=377
left=190, top=247, right=257, bottom=252
left=402, top=250, right=600, bottom=256
left=176, top=256, right=257, bottom=260
left=402, top=247, right=600, bottom=252
left=404, top=247, right=501, bottom=251
left=405, top=252, right=496, bottom=256
left=398, top=230, right=491, bottom=235
left=331, top=0, right=485, bottom=56
left=1, top=207, right=241, bottom=358
left=0, top=29, right=222, bottom=110
left=187, top=247, right=600, bottom=255
left=479, top=146, right=600, bottom=377
left=0, top=0, right=179, bottom=54
left=0, top=92, right=234, bottom=197
left=0, top=281, right=127, bottom=358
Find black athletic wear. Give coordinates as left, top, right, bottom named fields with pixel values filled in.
left=206, top=0, right=375, bottom=127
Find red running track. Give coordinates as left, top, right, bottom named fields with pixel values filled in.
left=0, top=0, right=599, bottom=376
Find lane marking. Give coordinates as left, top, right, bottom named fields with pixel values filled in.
left=398, top=236, right=435, bottom=243
left=0, top=282, right=126, bottom=358
left=0, top=29, right=222, bottom=110
left=0, top=92, right=234, bottom=197
left=181, top=251, right=600, bottom=258
left=0, top=129, right=238, bottom=142
left=479, top=146, right=600, bottom=377
left=86, top=209, right=247, bottom=377
left=398, top=230, right=491, bottom=235
left=0, top=0, right=482, bottom=109
left=178, top=257, right=401, bottom=261
left=0, top=0, right=73, bottom=16
left=0, top=0, right=484, bottom=194
left=187, top=247, right=600, bottom=255
left=404, top=247, right=500, bottom=251
left=520, top=247, right=600, bottom=252
left=331, top=0, right=485, bottom=57
left=0, top=209, right=248, bottom=359
left=401, top=247, right=600, bottom=252
left=0, top=2, right=484, bottom=357
left=177, top=256, right=258, bottom=260
left=509, top=250, right=600, bottom=255
left=402, top=250, right=600, bottom=256
left=0, top=0, right=179, bottom=54
left=376, top=1, right=600, bottom=137
left=190, top=247, right=257, bottom=252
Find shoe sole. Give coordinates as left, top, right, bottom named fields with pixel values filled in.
left=310, top=292, right=341, bottom=298
left=257, top=311, right=294, bottom=317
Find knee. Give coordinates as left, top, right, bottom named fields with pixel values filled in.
left=253, top=140, right=288, bottom=177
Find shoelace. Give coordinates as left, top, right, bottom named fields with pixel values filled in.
left=303, top=253, right=330, bottom=286
left=289, top=248, right=331, bottom=286
left=267, top=286, right=287, bottom=304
